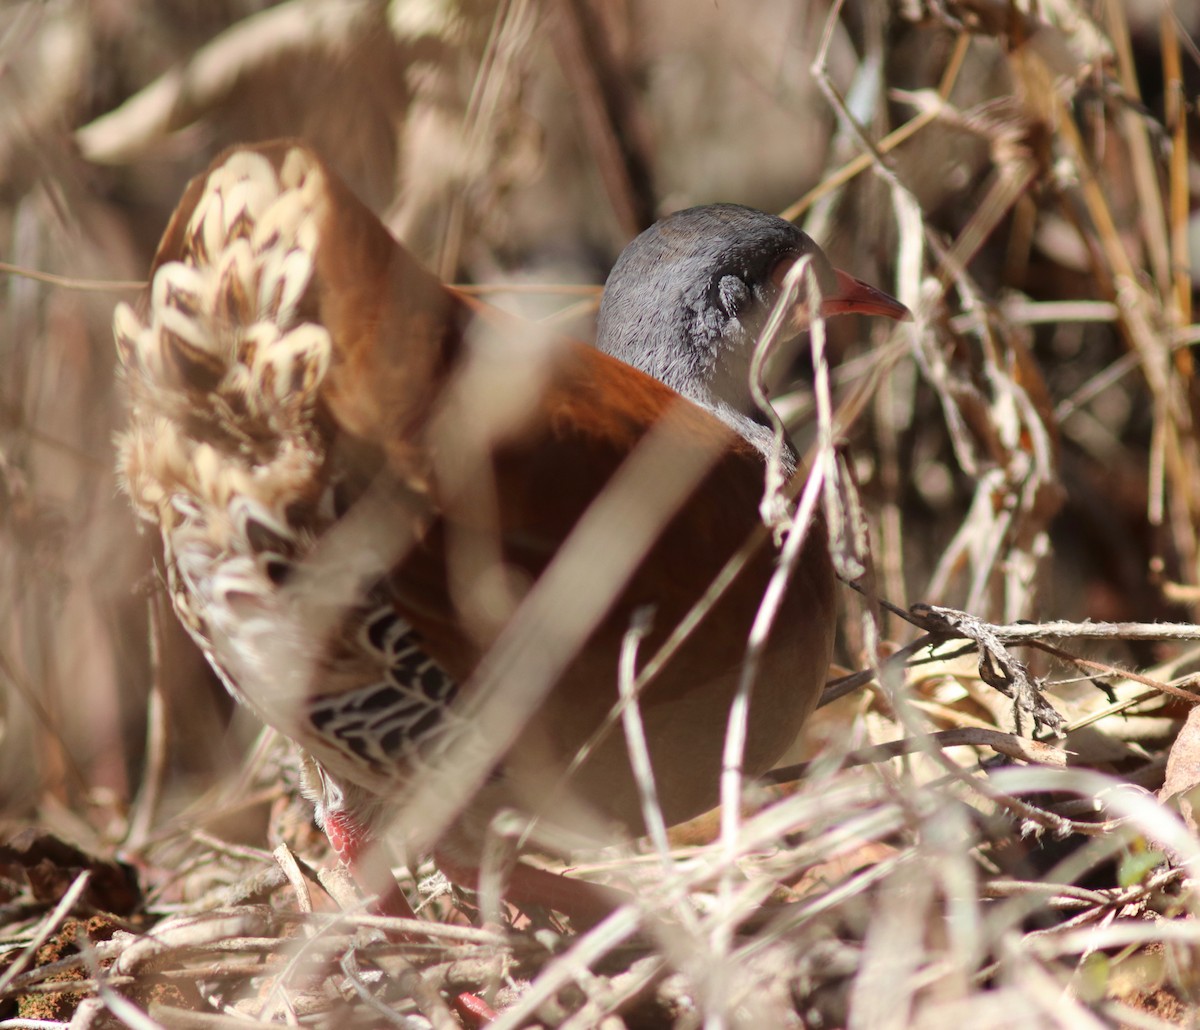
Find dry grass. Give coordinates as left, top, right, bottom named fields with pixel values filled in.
left=3, top=0, right=1200, bottom=1026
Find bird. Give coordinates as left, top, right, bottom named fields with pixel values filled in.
left=114, top=140, right=909, bottom=929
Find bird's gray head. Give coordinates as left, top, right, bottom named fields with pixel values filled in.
left=595, top=204, right=837, bottom=453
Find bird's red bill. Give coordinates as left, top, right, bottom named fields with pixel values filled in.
left=822, top=268, right=911, bottom=321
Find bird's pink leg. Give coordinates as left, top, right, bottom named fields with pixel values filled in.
left=322, top=812, right=499, bottom=1025
left=322, top=809, right=420, bottom=924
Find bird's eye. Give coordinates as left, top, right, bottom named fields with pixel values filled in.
left=713, top=274, right=751, bottom=317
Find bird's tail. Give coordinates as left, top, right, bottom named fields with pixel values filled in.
left=114, top=144, right=334, bottom=532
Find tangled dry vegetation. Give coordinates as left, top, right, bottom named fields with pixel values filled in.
left=3, top=0, right=1200, bottom=1026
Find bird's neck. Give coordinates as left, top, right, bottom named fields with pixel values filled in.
left=703, top=399, right=796, bottom=474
